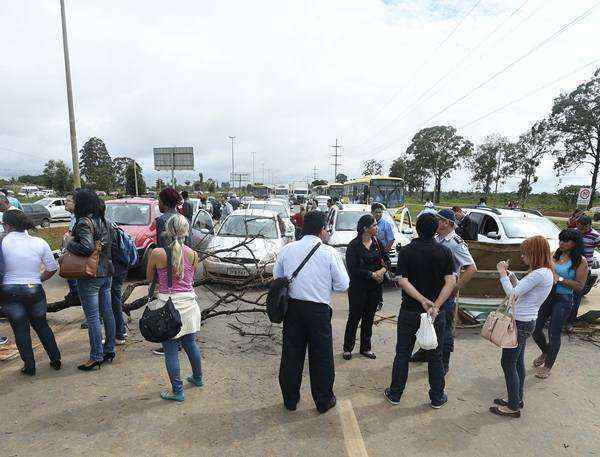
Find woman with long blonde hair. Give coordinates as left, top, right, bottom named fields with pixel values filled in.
left=146, top=214, right=203, bottom=402
left=490, top=235, right=554, bottom=418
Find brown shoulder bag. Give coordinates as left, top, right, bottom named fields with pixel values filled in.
left=481, top=294, right=518, bottom=349
left=59, top=217, right=102, bottom=279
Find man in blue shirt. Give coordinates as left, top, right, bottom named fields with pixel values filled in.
left=371, top=202, right=394, bottom=252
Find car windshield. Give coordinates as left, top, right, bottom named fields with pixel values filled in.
left=336, top=211, right=369, bottom=231
left=218, top=215, right=278, bottom=239
left=105, top=203, right=151, bottom=226
left=35, top=198, right=55, bottom=207
left=501, top=217, right=561, bottom=239
left=248, top=203, right=289, bottom=218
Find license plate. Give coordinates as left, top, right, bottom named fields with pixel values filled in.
left=227, top=266, right=249, bottom=276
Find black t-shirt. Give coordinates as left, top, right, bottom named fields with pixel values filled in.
left=396, top=238, right=455, bottom=312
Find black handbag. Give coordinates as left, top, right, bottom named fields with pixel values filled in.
left=139, top=247, right=182, bottom=343
left=266, top=242, right=321, bottom=324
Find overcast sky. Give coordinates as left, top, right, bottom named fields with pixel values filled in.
left=1, top=0, right=598, bottom=192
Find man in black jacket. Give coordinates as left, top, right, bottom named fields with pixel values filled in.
left=384, top=213, right=456, bottom=409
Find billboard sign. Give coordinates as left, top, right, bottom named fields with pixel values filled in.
left=153, top=147, right=194, bottom=171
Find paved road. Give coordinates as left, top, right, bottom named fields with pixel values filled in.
left=1, top=278, right=599, bottom=456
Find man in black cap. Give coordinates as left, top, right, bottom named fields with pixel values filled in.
left=411, top=208, right=477, bottom=372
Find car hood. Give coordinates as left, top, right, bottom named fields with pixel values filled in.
left=208, top=236, right=282, bottom=261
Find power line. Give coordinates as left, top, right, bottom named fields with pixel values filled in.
left=351, top=0, right=532, bottom=151
left=459, top=57, right=600, bottom=130
left=366, top=1, right=600, bottom=157
left=346, top=0, right=484, bottom=138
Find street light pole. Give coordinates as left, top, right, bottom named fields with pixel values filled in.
left=228, top=136, right=236, bottom=191
left=250, top=152, right=256, bottom=185
left=59, top=0, right=81, bottom=188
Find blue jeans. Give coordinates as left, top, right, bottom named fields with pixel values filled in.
left=532, top=293, right=573, bottom=369
left=0, top=284, right=60, bottom=368
left=388, top=309, right=446, bottom=405
left=110, top=272, right=127, bottom=340
left=78, top=276, right=115, bottom=362
left=162, top=332, right=203, bottom=394
left=501, top=320, right=535, bottom=410
left=67, top=279, right=78, bottom=297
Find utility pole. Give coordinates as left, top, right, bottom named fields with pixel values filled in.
left=313, top=165, right=317, bottom=182
left=59, top=0, right=80, bottom=189
left=250, top=151, right=256, bottom=185
left=228, top=136, right=236, bottom=191
left=331, top=138, right=342, bottom=182
left=262, top=162, right=265, bottom=184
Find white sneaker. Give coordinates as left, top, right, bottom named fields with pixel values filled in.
left=115, top=339, right=126, bottom=346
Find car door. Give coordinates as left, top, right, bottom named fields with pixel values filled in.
left=190, top=209, right=214, bottom=253
left=48, top=199, right=67, bottom=220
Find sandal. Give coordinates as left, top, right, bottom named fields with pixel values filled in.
left=535, top=367, right=551, bottom=379
left=342, top=352, right=352, bottom=360
left=489, top=406, right=521, bottom=418
left=533, top=354, right=546, bottom=367
left=360, top=351, right=377, bottom=360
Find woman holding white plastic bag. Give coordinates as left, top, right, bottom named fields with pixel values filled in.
left=146, top=214, right=203, bottom=402
left=490, top=235, right=553, bottom=418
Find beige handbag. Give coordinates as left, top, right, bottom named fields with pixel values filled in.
left=481, top=294, right=518, bottom=349
left=58, top=217, right=101, bottom=279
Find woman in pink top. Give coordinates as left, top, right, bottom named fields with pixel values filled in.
left=146, top=214, right=203, bottom=402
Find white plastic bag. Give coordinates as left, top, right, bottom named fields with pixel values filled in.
left=412, top=313, right=438, bottom=355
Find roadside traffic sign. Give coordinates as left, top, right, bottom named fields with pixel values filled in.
left=577, top=187, right=592, bottom=206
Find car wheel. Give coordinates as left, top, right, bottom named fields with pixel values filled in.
left=40, top=218, right=51, bottom=228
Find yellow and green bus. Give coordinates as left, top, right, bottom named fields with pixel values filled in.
left=343, top=175, right=405, bottom=208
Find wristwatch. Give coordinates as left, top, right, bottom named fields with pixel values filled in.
left=558, top=276, right=564, bottom=283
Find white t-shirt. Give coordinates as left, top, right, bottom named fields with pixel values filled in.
left=1, top=231, right=58, bottom=284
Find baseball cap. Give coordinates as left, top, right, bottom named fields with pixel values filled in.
left=437, top=208, right=456, bottom=224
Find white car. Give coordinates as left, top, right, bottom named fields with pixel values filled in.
left=462, top=206, right=600, bottom=286
left=325, top=204, right=413, bottom=270
left=247, top=200, right=295, bottom=239
left=34, top=197, right=70, bottom=221
left=203, top=209, right=290, bottom=284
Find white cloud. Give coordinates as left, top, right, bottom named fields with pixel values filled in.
left=0, top=0, right=598, bottom=193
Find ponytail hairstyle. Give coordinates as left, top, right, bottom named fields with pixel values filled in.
left=2, top=209, right=35, bottom=232
left=164, top=214, right=190, bottom=279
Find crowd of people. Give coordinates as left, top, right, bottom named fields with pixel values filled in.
left=0, top=187, right=596, bottom=419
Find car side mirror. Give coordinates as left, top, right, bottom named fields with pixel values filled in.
left=150, top=221, right=156, bottom=231
left=486, top=231, right=501, bottom=240
left=200, top=228, right=210, bottom=235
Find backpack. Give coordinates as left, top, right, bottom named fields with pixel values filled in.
left=266, top=243, right=321, bottom=323
left=111, top=224, right=139, bottom=268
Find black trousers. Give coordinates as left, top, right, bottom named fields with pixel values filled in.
left=279, top=298, right=335, bottom=410
left=343, top=284, right=381, bottom=353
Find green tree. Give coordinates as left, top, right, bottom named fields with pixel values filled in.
left=206, top=178, right=216, bottom=192
left=557, top=185, right=580, bottom=210
left=336, top=173, right=348, bottom=183
left=42, top=160, right=73, bottom=193
left=112, top=157, right=129, bottom=189
left=362, top=159, right=383, bottom=176
left=155, top=178, right=166, bottom=191
left=407, top=125, right=473, bottom=203
left=389, top=156, right=428, bottom=196
left=125, top=161, right=146, bottom=196
left=549, top=68, right=600, bottom=209
left=506, top=121, right=554, bottom=204
left=311, top=179, right=328, bottom=187
left=79, top=137, right=114, bottom=191
left=468, top=134, right=512, bottom=197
